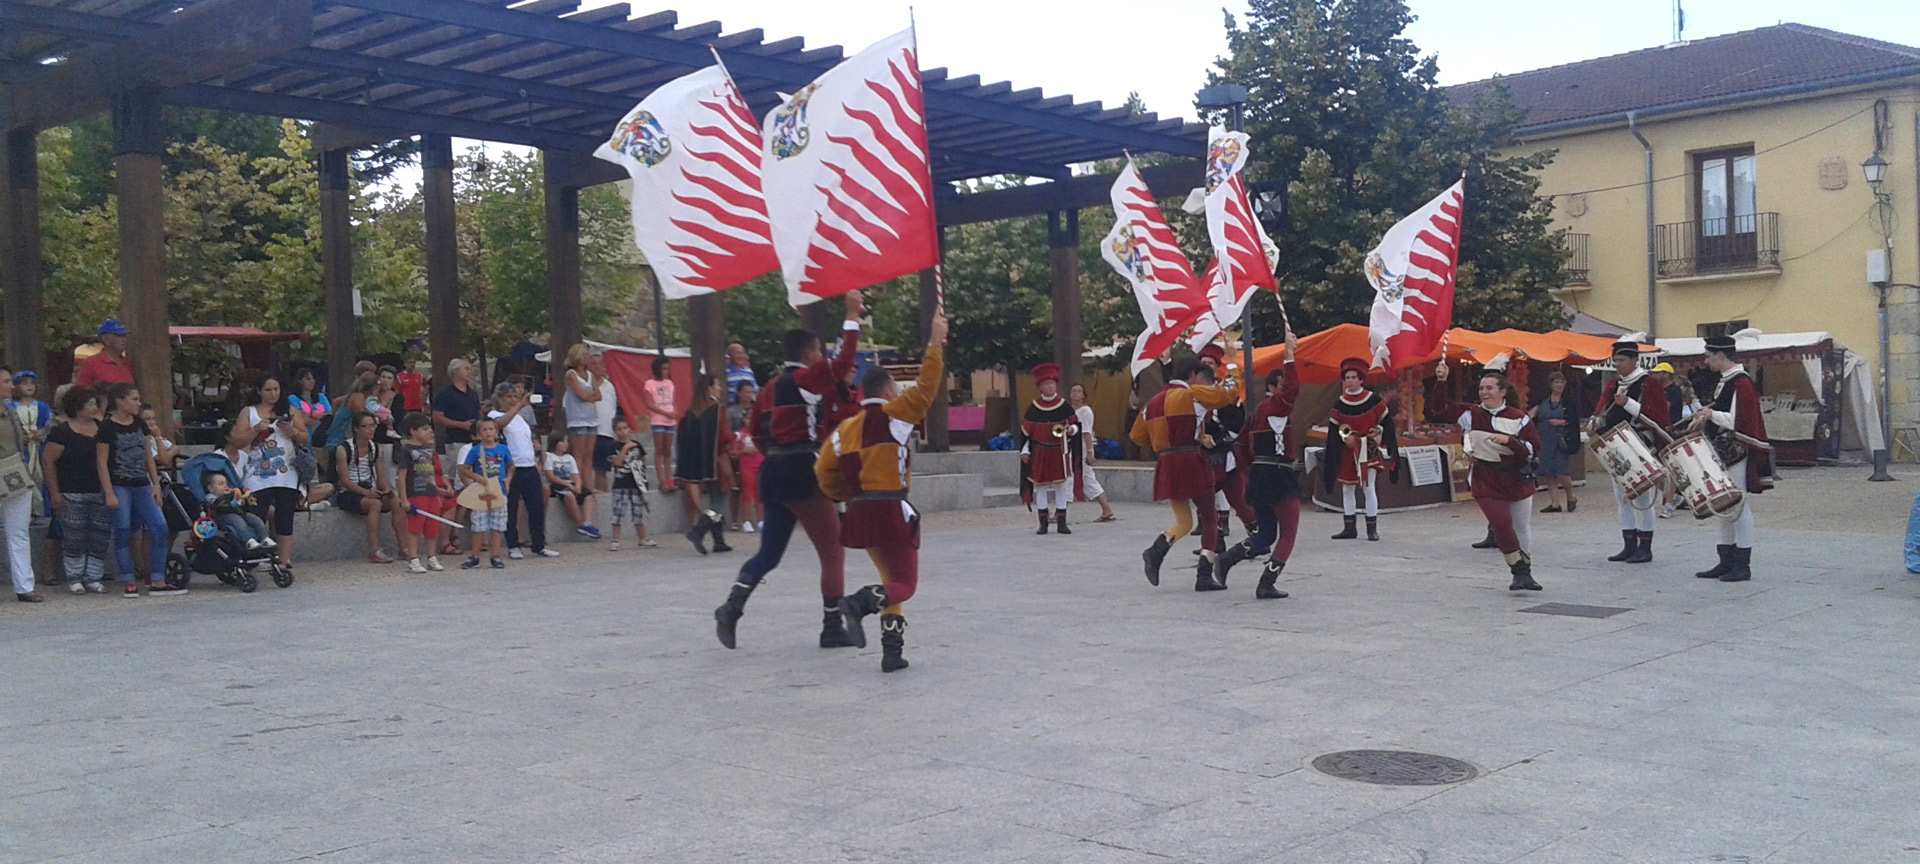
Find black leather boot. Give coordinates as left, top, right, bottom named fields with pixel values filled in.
left=819, top=603, right=854, bottom=648
left=1142, top=534, right=1171, bottom=586
left=1606, top=530, right=1636, bottom=562
left=1214, top=541, right=1251, bottom=587
left=879, top=614, right=909, bottom=672
left=1036, top=510, right=1050, bottom=535
left=1194, top=552, right=1227, bottom=592
left=1332, top=515, right=1358, bottom=540
left=1217, top=511, right=1232, bottom=541
left=1720, top=547, right=1752, bottom=582
left=1625, top=530, right=1652, bottom=564
left=1696, top=544, right=1734, bottom=579
left=709, top=513, right=731, bottom=553
left=687, top=510, right=712, bottom=555
left=1506, top=551, right=1542, bottom=591
left=713, top=582, right=754, bottom=649
left=1365, top=516, right=1379, bottom=541
left=838, top=584, right=887, bottom=649
left=1255, top=559, right=1289, bottom=599
left=1055, top=511, right=1071, bottom=535
left=1472, top=529, right=1498, bottom=549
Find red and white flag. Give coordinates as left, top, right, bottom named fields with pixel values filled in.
left=761, top=27, right=938, bottom=307
left=1188, top=130, right=1277, bottom=349
left=595, top=63, right=776, bottom=299
left=1100, top=161, right=1213, bottom=377
left=1366, top=179, right=1465, bottom=371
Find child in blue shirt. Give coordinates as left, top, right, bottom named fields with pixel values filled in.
left=459, top=416, right=512, bottom=569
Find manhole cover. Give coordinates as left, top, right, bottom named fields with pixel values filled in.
left=1519, top=602, right=1633, bottom=619
left=1311, top=750, right=1479, bottom=786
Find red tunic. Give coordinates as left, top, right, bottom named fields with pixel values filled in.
left=1326, top=390, right=1391, bottom=485
left=1427, top=387, right=1542, bottom=502
left=1019, top=397, right=1076, bottom=487
left=1706, top=366, right=1769, bottom=493
left=1592, top=369, right=1670, bottom=441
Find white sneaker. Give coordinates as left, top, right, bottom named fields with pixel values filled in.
left=509, top=548, right=525, bottom=560
left=425, top=556, right=444, bottom=572
left=608, top=540, right=622, bottom=551
left=84, top=581, right=105, bottom=593
left=307, top=500, right=331, bottom=513
left=638, top=538, right=659, bottom=548
left=245, top=539, right=262, bottom=550
left=262, top=537, right=278, bottom=548
left=537, top=548, right=561, bottom=558
left=406, top=558, right=428, bottom=574
left=69, top=582, right=88, bottom=595
left=743, top=522, right=756, bottom=533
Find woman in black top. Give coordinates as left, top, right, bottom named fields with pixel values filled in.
left=673, top=373, right=732, bottom=554
left=96, top=383, right=178, bottom=596
left=42, top=385, right=111, bottom=593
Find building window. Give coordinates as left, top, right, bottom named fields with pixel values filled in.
left=1697, top=320, right=1749, bottom=339
left=1696, top=147, right=1757, bottom=267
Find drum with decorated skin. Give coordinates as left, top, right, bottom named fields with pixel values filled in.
left=1660, top=431, right=1743, bottom=519
left=1589, top=423, right=1666, bottom=501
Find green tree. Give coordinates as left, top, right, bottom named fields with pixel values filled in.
left=1215, top=0, right=1567, bottom=339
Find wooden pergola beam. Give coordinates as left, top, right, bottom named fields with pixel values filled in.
left=934, top=161, right=1203, bottom=227
left=0, top=0, right=312, bottom=133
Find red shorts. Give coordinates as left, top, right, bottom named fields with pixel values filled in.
left=407, top=495, right=449, bottom=537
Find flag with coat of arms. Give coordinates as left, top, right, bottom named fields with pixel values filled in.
left=1366, top=179, right=1465, bottom=372
left=1100, top=160, right=1213, bottom=376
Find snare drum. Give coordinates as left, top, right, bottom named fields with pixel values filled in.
left=1589, top=424, right=1665, bottom=500
left=1660, top=431, right=1743, bottom=519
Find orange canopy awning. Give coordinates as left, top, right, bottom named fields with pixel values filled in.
left=1249, top=325, right=1651, bottom=385
left=1249, top=323, right=1474, bottom=385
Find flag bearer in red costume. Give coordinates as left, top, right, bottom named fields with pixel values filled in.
left=827, top=313, right=947, bottom=672
left=1323, top=357, right=1398, bottom=542
left=1197, top=343, right=1254, bottom=552
left=1131, top=356, right=1242, bottom=591
left=1017, top=364, right=1079, bottom=536
left=1215, top=330, right=1301, bottom=599
left=713, top=294, right=863, bottom=651
left=1588, top=340, right=1669, bottom=564
left=1430, top=358, right=1545, bottom=592
left=1690, top=333, right=1769, bottom=582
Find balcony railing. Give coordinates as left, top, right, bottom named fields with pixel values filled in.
left=1655, top=212, right=1780, bottom=279
left=1561, top=233, right=1590, bottom=285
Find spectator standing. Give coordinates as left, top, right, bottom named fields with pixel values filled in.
left=639, top=356, right=679, bottom=492
left=43, top=385, right=109, bottom=594
left=1068, top=383, right=1117, bottom=522
left=335, top=412, right=397, bottom=563
left=1529, top=371, right=1580, bottom=514
left=725, top=343, right=756, bottom=392
left=674, top=372, right=731, bottom=555
left=0, top=366, right=41, bottom=601
left=95, top=383, right=177, bottom=597
left=606, top=416, right=653, bottom=550
left=727, top=380, right=756, bottom=530
left=560, top=345, right=603, bottom=506
left=432, top=358, right=482, bottom=554
left=488, top=383, right=556, bottom=560
left=589, top=352, right=620, bottom=496
left=729, top=412, right=763, bottom=533
left=395, top=412, right=452, bottom=573
left=240, top=376, right=334, bottom=569
left=7, top=371, right=50, bottom=456
left=460, top=416, right=511, bottom=569
left=396, top=360, right=426, bottom=413
left=74, top=319, right=135, bottom=388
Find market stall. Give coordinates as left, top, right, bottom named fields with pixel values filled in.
left=1653, top=329, right=1883, bottom=465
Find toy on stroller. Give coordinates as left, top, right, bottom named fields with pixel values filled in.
left=162, top=452, right=292, bottom=593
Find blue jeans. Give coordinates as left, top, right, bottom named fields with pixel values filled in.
left=111, top=484, right=169, bottom=580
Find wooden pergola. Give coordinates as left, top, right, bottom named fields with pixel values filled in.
left=0, top=0, right=1205, bottom=446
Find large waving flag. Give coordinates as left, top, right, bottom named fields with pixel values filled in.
left=1100, top=161, right=1213, bottom=376
left=1189, top=130, right=1277, bottom=348
left=762, top=27, right=938, bottom=307
left=1366, top=179, right=1465, bottom=372
left=595, top=63, right=775, bottom=299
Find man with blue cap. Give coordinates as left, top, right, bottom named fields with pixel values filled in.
left=75, top=319, right=135, bottom=389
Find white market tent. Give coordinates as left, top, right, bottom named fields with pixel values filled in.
left=1654, top=329, right=1885, bottom=457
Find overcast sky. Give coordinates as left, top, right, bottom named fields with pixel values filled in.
left=571, top=0, right=1920, bottom=124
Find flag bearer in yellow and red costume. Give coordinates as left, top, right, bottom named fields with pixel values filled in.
left=1131, top=356, right=1242, bottom=591
left=822, top=313, right=946, bottom=673
left=1018, top=363, right=1080, bottom=536
left=1322, top=357, right=1399, bottom=542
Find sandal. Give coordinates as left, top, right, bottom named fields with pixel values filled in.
left=1094, top=514, right=1118, bottom=523
left=1540, top=505, right=1563, bottom=513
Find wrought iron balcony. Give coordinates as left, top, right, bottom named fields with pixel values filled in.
left=1561, top=233, right=1590, bottom=285
left=1655, top=212, right=1780, bottom=279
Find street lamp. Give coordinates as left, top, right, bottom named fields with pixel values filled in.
left=1865, top=149, right=1896, bottom=481
left=1862, top=153, right=1890, bottom=190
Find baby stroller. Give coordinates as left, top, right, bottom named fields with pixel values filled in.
left=164, top=452, right=291, bottom=593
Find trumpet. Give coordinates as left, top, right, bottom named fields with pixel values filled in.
left=1050, top=422, right=1070, bottom=440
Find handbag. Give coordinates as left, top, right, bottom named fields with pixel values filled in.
left=293, top=443, right=318, bottom=486
left=0, top=412, right=31, bottom=501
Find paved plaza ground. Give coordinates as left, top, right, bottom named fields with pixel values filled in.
left=4, top=466, right=1917, bottom=863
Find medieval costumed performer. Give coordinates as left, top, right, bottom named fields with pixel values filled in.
left=1587, top=340, right=1669, bottom=564
left=1197, top=343, right=1254, bottom=552
left=1690, top=334, right=1769, bottom=582
left=1018, top=364, right=1081, bottom=536
left=1215, top=331, right=1302, bottom=599
left=1429, top=356, right=1545, bottom=592
left=1322, top=357, right=1400, bottom=541
left=1131, top=357, right=1242, bottom=592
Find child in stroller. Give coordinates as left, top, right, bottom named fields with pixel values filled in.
left=165, top=450, right=292, bottom=593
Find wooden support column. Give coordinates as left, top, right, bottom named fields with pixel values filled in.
left=687, top=293, right=725, bottom=380
left=917, top=230, right=949, bottom=451
left=1, top=127, right=44, bottom=375
left=798, top=298, right=837, bottom=339
left=318, top=147, right=356, bottom=389
left=422, top=134, right=461, bottom=388
left=542, top=151, right=583, bottom=370
left=1048, top=209, right=1083, bottom=389
left=112, top=89, right=172, bottom=435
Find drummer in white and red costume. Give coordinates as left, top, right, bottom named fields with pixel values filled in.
left=1018, top=363, right=1079, bottom=536
left=1690, top=334, right=1769, bottom=582
left=1429, top=357, right=1545, bottom=591
left=1322, top=357, right=1398, bottom=541
left=1588, top=339, right=1669, bottom=564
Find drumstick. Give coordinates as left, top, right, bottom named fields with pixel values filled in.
left=408, top=505, right=464, bottom=529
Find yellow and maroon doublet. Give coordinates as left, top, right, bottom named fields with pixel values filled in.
left=816, top=346, right=944, bottom=550
left=1129, top=379, right=1242, bottom=501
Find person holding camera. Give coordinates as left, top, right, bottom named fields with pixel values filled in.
left=241, top=376, right=333, bottom=569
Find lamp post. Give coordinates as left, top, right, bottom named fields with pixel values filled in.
left=1195, top=83, right=1254, bottom=392
left=1864, top=152, right=1896, bottom=481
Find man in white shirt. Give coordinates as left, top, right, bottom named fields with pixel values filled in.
left=490, top=383, right=558, bottom=560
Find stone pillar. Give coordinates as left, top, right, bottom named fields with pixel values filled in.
left=543, top=152, right=583, bottom=373
left=917, top=234, right=950, bottom=451
left=112, top=90, right=173, bottom=436
left=1, top=128, right=45, bottom=376
left=1048, top=209, right=1083, bottom=389
left=422, top=134, right=461, bottom=392
left=318, top=147, right=356, bottom=392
